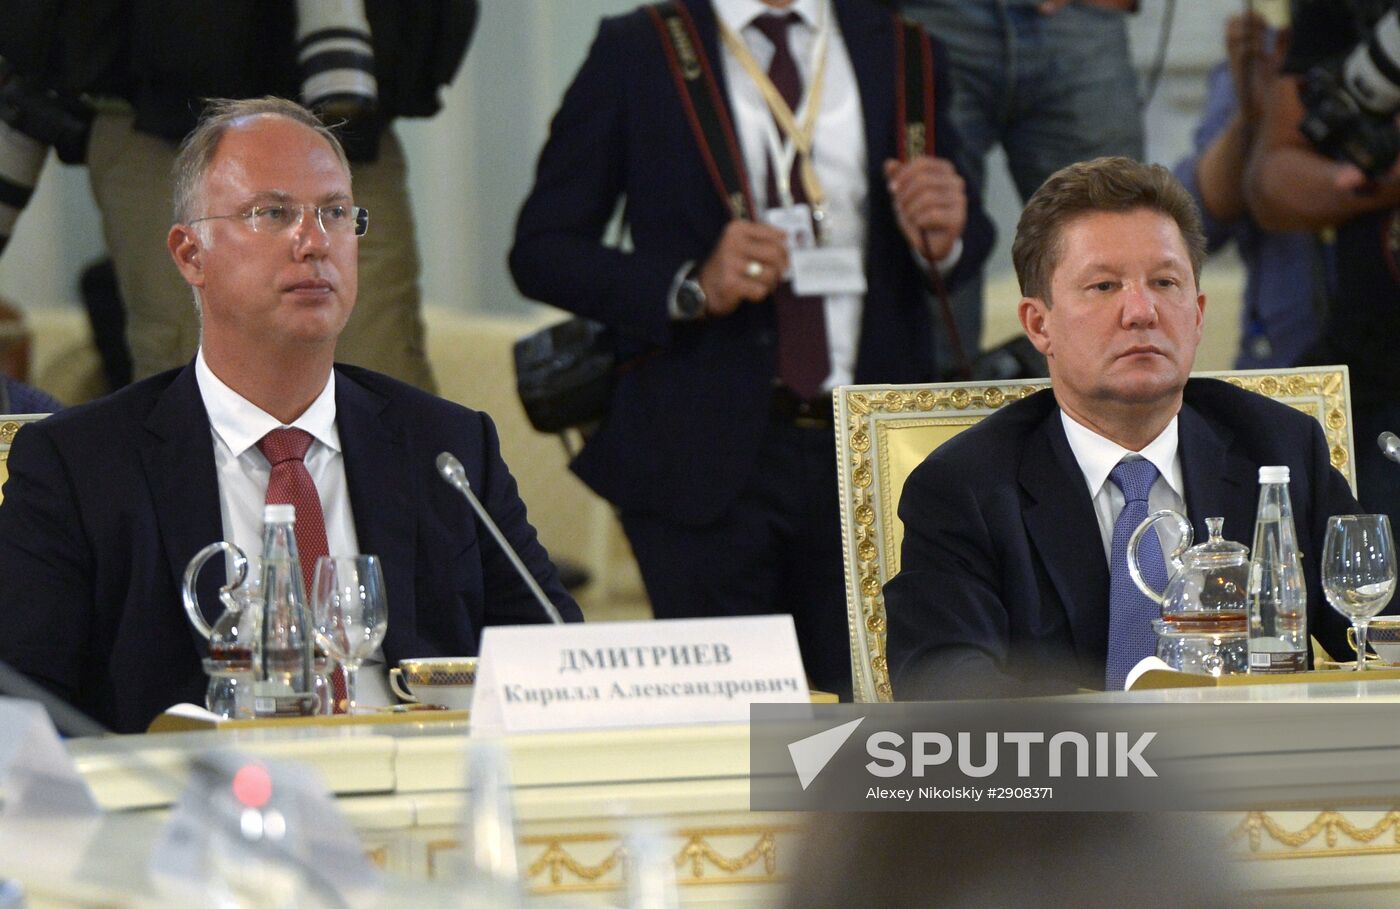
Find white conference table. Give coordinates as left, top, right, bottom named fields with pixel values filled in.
left=6, top=678, right=1400, bottom=906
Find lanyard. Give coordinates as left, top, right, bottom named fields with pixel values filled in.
left=719, top=5, right=830, bottom=214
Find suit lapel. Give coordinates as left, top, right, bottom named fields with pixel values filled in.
left=676, top=2, right=756, bottom=239
left=835, top=0, right=896, bottom=172
left=1020, top=410, right=1111, bottom=662
left=1179, top=401, right=1255, bottom=548
left=689, top=1, right=729, bottom=101
left=335, top=370, right=417, bottom=658
left=139, top=365, right=226, bottom=647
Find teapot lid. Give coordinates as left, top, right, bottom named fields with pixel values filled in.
left=1183, top=517, right=1249, bottom=565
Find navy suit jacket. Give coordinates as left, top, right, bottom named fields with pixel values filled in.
left=885, top=380, right=1358, bottom=699
left=509, top=0, right=993, bottom=525
left=0, top=364, right=580, bottom=733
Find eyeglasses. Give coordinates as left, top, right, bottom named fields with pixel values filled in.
left=189, top=203, right=369, bottom=237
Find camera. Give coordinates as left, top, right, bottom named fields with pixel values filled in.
left=1300, top=3, right=1400, bottom=177
left=0, top=58, right=92, bottom=166
left=0, top=58, right=92, bottom=252
left=295, top=0, right=382, bottom=163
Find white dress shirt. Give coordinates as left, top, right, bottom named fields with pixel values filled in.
left=195, top=349, right=391, bottom=706
left=1059, top=411, right=1187, bottom=568
left=714, top=0, right=865, bottom=390
left=692, top=0, right=955, bottom=392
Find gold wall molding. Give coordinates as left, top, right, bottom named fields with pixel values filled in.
left=1232, top=810, right=1400, bottom=858
left=427, top=824, right=797, bottom=893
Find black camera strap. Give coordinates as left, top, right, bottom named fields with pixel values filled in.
left=646, top=1, right=757, bottom=222
left=894, top=15, right=935, bottom=163
left=893, top=15, right=970, bottom=380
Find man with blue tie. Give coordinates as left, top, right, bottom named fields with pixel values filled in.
left=884, top=156, right=1357, bottom=699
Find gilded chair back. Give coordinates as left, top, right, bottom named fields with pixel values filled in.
left=835, top=366, right=1356, bottom=703
left=0, top=414, right=51, bottom=506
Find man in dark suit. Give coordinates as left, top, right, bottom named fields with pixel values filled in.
left=885, top=156, right=1357, bottom=699
left=509, top=0, right=992, bottom=697
left=0, top=98, right=579, bottom=733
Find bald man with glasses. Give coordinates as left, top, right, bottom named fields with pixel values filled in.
left=0, top=97, right=580, bottom=734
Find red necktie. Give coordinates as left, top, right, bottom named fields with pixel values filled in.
left=753, top=12, right=830, bottom=402
left=257, top=427, right=347, bottom=713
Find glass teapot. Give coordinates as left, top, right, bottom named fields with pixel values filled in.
left=1128, top=512, right=1251, bottom=630
left=182, top=541, right=261, bottom=717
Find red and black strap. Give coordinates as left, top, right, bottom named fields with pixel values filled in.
left=646, top=1, right=757, bottom=222
left=893, top=15, right=936, bottom=163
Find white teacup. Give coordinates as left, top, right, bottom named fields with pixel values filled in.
left=389, top=657, right=477, bottom=710
left=1351, top=618, right=1400, bottom=665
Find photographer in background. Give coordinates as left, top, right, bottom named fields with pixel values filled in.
left=1246, top=0, right=1400, bottom=526
left=900, top=0, right=1143, bottom=378
left=0, top=0, right=476, bottom=392
left=1173, top=10, right=1326, bottom=370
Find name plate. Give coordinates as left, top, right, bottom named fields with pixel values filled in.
left=470, top=615, right=808, bottom=736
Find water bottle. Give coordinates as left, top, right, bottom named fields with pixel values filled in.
left=1246, top=466, right=1309, bottom=673
left=253, top=504, right=317, bottom=716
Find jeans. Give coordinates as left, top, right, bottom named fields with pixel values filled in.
left=905, top=0, right=1144, bottom=367
left=904, top=0, right=1144, bottom=200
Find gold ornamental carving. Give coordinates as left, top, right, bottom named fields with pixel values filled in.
left=1232, top=810, right=1400, bottom=858
left=1222, top=370, right=1356, bottom=487
left=427, top=825, right=796, bottom=893
left=527, top=836, right=624, bottom=886
left=0, top=421, right=21, bottom=445
left=837, top=380, right=1046, bottom=702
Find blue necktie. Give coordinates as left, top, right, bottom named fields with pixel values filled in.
left=1105, top=459, right=1168, bottom=690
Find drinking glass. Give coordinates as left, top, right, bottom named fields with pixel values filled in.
left=1322, top=515, right=1397, bottom=671
left=311, top=555, right=388, bottom=712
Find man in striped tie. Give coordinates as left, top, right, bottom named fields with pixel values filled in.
left=884, top=156, right=1359, bottom=699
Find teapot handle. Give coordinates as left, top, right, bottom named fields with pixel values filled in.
left=1126, top=509, right=1194, bottom=605
left=181, top=541, right=249, bottom=640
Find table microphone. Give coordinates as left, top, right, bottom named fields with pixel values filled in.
left=1380, top=431, right=1400, bottom=465
left=435, top=452, right=566, bottom=625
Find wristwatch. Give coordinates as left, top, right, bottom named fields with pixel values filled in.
left=675, top=269, right=707, bottom=320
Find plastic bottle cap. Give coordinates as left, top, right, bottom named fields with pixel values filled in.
left=263, top=503, right=297, bottom=523
left=1258, top=465, right=1290, bottom=484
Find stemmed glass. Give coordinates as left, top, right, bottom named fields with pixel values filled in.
left=311, top=555, right=388, bottom=712
left=1322, top=515, right=1397, bottom=672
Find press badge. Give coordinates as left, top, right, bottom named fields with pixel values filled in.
left=791, top=246, right=865, bottom=296
left=764, top=204, right=867, bottom=297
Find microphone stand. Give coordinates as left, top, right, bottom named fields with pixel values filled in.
left=435, top=452, right=566, bottom=625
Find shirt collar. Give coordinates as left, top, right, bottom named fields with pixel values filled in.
left=195, top=348, right=341, bottom=458
left=1059, top=410, right=1183, bottom=502
left=713, top=0, right=823, bottom=32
